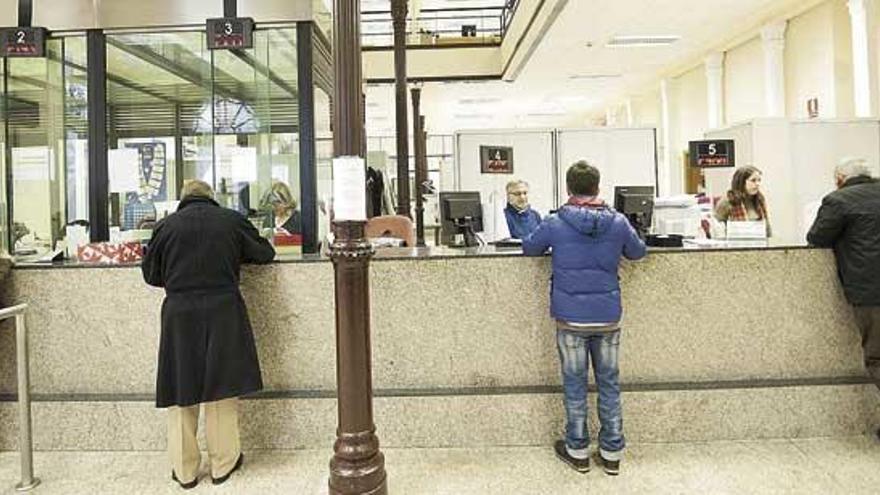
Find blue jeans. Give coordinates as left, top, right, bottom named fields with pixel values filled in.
left=556, top=329, right=624, bottom=460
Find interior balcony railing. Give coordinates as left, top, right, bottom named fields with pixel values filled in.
left=361, top=2, right=520, bottom=48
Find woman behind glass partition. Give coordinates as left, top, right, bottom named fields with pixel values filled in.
left=261, top=181, right=302, bottom=235
left=714, top=165, right=772, bottom=238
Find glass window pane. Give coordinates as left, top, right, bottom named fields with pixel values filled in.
left=211, top=27, right=301, bottom=251
left=106, top=31, right=213, bottom=235
left=5, top=36, right=84, bottom=258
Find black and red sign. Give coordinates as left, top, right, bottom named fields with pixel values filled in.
left=206, top=17, right=254, bottom=50
left=0, top=27, right=47, bottom=58
left=689, top=139, right=735, bottom=168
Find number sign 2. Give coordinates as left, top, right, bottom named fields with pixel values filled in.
left=0, top=27, right=48, bottom=58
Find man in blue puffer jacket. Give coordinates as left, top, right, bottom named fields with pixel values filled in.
left=523, top=160, right=646, bottom=476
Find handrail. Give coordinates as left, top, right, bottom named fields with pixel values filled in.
left=361, top=5, right=509, bottom=47
left=501, top=0, right=522, bottom=36
left=1, top=304, right=40, bottom=492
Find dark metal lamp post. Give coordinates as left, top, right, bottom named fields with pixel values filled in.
left=391, top=0, right=411, bottom=218
left=328, top=0, right=388, bottom=493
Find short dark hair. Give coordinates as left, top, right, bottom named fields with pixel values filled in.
left=566, top=161, right=600, bottom=196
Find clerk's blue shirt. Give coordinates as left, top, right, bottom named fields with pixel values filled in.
left=504, top=204, right=542, bottom=239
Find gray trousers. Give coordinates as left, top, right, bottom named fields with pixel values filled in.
left=853, top=306, right=880, bottom=391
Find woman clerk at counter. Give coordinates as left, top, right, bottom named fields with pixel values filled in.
left=264, top=181, right=302, bottom=235
left=714, top=165, right=772, bottom=237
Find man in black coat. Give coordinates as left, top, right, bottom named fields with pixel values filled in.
left=807, top=158, right=880, bottom=402
left=142, top=180, right=275, bottom=489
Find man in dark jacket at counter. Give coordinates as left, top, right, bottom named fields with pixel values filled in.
left=142, top=179, right=275, bottom=489
left=523, top=161, right=646, bottom=475
left=807, top=158, right=880, bottom=405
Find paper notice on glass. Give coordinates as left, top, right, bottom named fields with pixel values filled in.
left=332, top=156, right=367, bottom=221
left=217, top=147, right=258, bottom=183
left=108, top=148, right=141, bottom=193
left=12, top=146, right=51, bottom=181
left=230, top=148, right=258, bottom=183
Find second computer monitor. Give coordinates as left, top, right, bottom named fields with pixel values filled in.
left=613, top=186, right=655, bottom=233
left=439, top=191, right=483, bottom=246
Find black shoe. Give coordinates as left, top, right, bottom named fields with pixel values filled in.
left=554, top=440, right=591, bottom=473
left=171, top=471, right=198, bottom=490
left=212, top=453, right=244, bottom=485
left=599, top=455, right=620, bottom=476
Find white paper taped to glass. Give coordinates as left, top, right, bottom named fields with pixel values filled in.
left=332, top=156, right=367, bottom=221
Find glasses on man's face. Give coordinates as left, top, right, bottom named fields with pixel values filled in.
left=509, top=191, right=528, bottom=197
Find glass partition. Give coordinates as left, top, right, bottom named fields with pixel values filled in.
left=105, top=26, right=301, bottom=241
left=2, top=36, right=88, bottom=256
left=106, top=31, right=213, bottom=233
left=0, top=23, right=324, bottom=257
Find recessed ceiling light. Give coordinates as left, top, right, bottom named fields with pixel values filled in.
left=606, top=35, right=680, bottom=48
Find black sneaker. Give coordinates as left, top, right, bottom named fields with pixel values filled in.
left=171, top=471, right=198, bottom=490
left=599, top=456, right=620, bottom=476
left=554, top=440, right=591, bottom=473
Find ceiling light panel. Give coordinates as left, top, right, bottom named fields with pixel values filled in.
left=606, top=35, right=681, bottom=48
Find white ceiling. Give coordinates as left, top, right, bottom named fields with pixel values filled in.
left=365, top=0, right=818, bottom=136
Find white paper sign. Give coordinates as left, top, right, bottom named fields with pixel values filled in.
left=230, top=148, right=258, bottom=183
left=108, top=148, right=141, bottom=193
left=332, top=156, right=367, bottom=221
left=217, top=147, right=258, bottom=183
left=12, top=147, right=51, bottom=181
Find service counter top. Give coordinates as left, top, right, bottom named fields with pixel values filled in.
left=10, top=238, right=814, bottom=270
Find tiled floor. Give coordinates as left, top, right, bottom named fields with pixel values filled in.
left=1, top=436, right=879, bottom=494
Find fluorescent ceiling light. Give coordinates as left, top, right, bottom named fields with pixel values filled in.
left=457, top=97, right=503, bottom=105
left=568, top=74, right=621, bottom=80
left=453, top=113, right=492, bottom=119
left=526, top=111, right=567, bottom=117
left=606, top=35, right=680, bottom=48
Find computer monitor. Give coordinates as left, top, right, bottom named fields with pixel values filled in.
left=613, top=186, right=655, bottom=234
left=439, top=191, right=483, bottom=247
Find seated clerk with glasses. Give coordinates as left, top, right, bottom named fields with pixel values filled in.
left=262, top=181, right=302, bottom=236
left=504, top=180, right=543, bottom=239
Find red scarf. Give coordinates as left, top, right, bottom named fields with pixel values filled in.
left=567, top=196, right=606, bottom=208
left=727, top=199, right=766, bottom=221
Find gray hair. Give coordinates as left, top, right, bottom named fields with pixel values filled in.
left=180, top=179, right=214, bottom=200
left=835, top=157, right=874, bottom=181
left=505, top=180, right=529, bottom=193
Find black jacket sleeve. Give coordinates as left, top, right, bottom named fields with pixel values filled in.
left=141, top=221, right=166, bottom=287
left=807, top=195, right=846, bottom=247
left=239, top=215, right=276, bottom=264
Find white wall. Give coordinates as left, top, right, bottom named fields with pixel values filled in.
left=555, top=128, right=657, bottom=205
left=785, top=2, right=839, bottom=119
left=725, top=37, right=766, bottom=123
left=672, top=66, right=708, bottom=194
left=832, top=0, right=857, bottom=118
left=363, top=46, right=503, bottom=82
